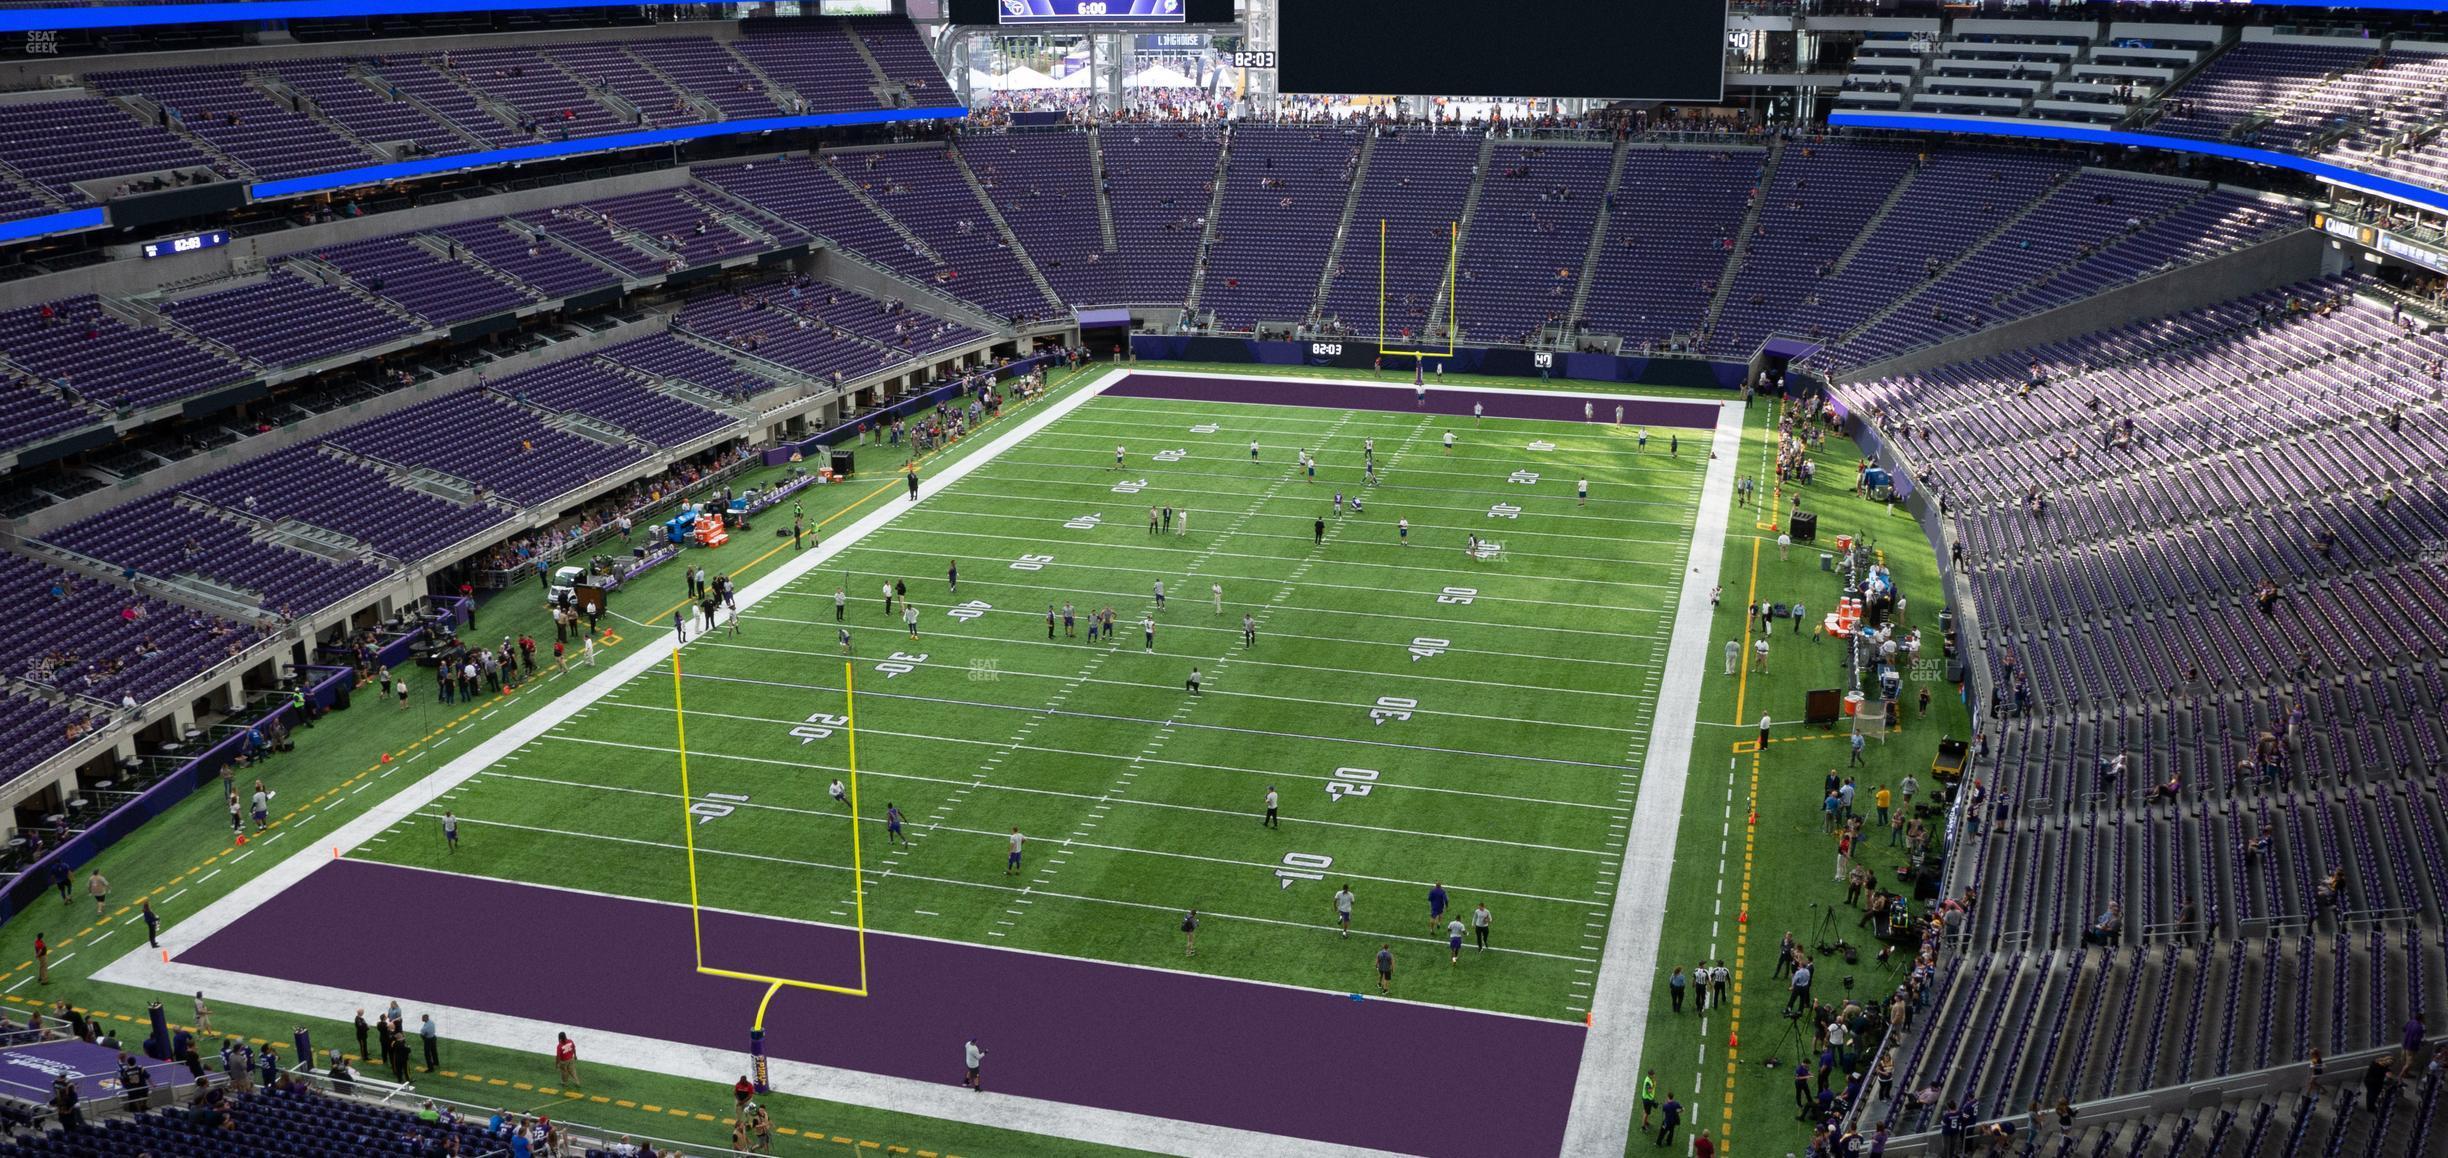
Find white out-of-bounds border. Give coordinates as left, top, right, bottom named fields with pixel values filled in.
left=100, top=365, right=1732, bottom=1157
left=1558, top=394, right=1744, bottom=1155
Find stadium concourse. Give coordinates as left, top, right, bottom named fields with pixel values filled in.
left=1, top=2, right=2447, bottom=1157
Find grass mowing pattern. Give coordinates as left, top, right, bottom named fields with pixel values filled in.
left=357, top=387, right=1708, bottom=1023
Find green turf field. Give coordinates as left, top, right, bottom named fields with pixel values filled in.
left=355, top=386, right=1711, bottom=1023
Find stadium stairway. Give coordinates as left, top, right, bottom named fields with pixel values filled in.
left=1087, top=128, right=1121, bottom=252
left=1693, top=137, right=1782, bottom=347
left=1826, top=161, right=1930, bottom=279
left=1561, top=140, right=1631, bottom=336
left=1422, top=132, right=1498, bottom=344
left=1180, top=129, right=1232, bottom=317
left=946, top=146, right=1067, bottom=316
left=1306, top=132, right=1379, bottom=324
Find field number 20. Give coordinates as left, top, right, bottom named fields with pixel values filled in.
left=1327, top=767, right=1380, bottom=801
left=789, top=712, right=848, bottom=745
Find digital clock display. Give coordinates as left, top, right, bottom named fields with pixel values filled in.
left=1232, top=50, right=1276, bottom=69
left=1000, top=0, right=1183, bottom=24
left=140, top=229, right=231, bottom=260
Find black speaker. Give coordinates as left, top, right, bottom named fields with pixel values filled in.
left=1789, top=510, right=1818, bottom=543
left=329, top=683, right=351, bottom=712
left=830, top=450, right=855, bottom=477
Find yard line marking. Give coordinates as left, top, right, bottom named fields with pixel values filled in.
left=615, top=676, right=1637, bottom=773
left=427, top=811, right=1599, bottom=963
left=536, top=738, right=1615, bottom=858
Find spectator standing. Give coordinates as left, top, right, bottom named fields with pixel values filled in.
left=554, top=1031, right=580, bottom=1088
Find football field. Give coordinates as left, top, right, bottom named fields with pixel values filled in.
left=357, top=374, right=1710, bottom=1023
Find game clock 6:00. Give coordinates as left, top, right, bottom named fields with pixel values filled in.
left=1000, top=0, right=1184, bottom=23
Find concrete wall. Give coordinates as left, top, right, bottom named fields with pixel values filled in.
left=1833, top=227, right=2330, bottom=383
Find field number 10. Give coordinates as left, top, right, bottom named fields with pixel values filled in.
left=1274, top=851, right=1334, bottom=890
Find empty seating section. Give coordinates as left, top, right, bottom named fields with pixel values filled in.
left=2153, top=42, right=2377, bottom=149
left=734, top=20, right=885, bottom=115
left=312, top=236, right=538, bottom=324
left=624, top=37, right=784, bottom=120
left=1319, top=130, right=1481, bottom=339
left=695, top=156, right=920, bottom=280
left=157, top=271, right=421, bottom=368
left=176, top=445, right=511, bottom=561
left=791, top=282, right=984, bottom=355
left=598, top=332, right=773, bottom=399
left=1201, top=124, right=1363, bottom=330
left=0, top=555, right=262, bottom=705
left=365, top=58, right=523, bottom=148
left=977, top=132, right=1119, bottom=305
left=431, top=219, right=618, bottom=298
left=0, top=98, right=215, bottom=206
left=1577, top=148, right=1751, bottom=351
left=1793, top=151, right=2071, bottom=345
left=498, top=356, right=731, bottom=447
left=579, top=189, right=765, bottom=268
left=0, top=296, right=249, bottom=412
left=856, top=147, right=1056, bottom=319
left=270, top=58, right=467, bottom=154
left=0, top=1086, right=507, bottom=1156
left=857, top=20, right=952, bottom=103
left=1712, top=142, right=1917, bottom=354
left=43, top=494, right=387, bottom=614
left=1454, top=143, right=1610, bottom=346
left=89, top=66, right=370, bottom=180
left=545, top=42, right=701, bottom=126
left=1097, top=126, right=1218, bottom=306
left=0, top=377, right=105, bottom=455
left=672, top=287, right=926, bottom=384
left=0, top=693, right=97, bottom=784
left=1837, top=277, right=2448, bottom=1140
left=438, top=47, right=628, bottom=139
left=3, top=23, right=942, bottom=231
left=330, top=390, right=646, bottom=506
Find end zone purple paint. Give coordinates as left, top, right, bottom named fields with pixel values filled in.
left=1104, top=372, right=1722, bottom=429
left=184, top=861, right=1580, bottom=1155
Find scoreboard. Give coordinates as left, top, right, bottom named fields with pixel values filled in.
left=998, top=0, right=1183, bottom=23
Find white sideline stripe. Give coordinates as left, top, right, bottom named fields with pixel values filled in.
left=1560, top=396, right=1746, bottom=1154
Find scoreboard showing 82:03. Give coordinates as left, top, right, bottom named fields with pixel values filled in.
left=1001, top=0, right=1184, bottom=23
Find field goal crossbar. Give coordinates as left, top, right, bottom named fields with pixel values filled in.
left=1376, top=218, right=1459, bottom=360
left=670, top=653, right=872, bottom=1019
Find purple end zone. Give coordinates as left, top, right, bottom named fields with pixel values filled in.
left=183, top=861, right=1583, bottom=1155
left=1104, top=371, right=1724, bottom=429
